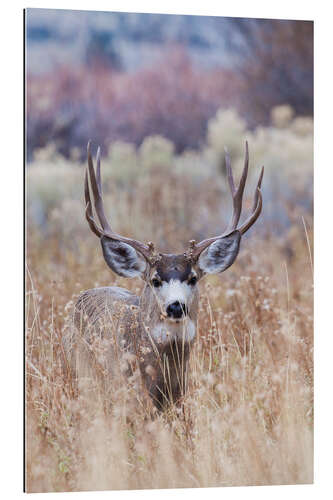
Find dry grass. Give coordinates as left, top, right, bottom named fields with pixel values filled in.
left=25, top=118, right=313, bottom=492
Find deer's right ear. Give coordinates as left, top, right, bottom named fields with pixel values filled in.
left=101, top=236, right=147, bottom=278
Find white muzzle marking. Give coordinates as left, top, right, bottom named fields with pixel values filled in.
left=159, top=279, right=191, bottom=310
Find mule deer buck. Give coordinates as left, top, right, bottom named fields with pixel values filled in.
left=64, top=141, right=263, bottom=411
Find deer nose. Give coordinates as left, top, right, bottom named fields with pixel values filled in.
left=166, top=301, right=187, bottom=319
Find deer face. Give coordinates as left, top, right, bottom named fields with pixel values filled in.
left=149, top=254, right=197, bottom=321
left=100, top=241, right=198, bottom=320
left=100, top=233, right=242, bottom=322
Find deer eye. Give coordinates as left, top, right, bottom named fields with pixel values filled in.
left=152, top=278, right=162, bottom=288
left=188, top=276, right=197, bottom=286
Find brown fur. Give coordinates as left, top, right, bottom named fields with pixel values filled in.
left=63, top=275, right=199, bottom=410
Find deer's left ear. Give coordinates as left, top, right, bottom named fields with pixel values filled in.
left=198, top=231, right=241, bottom=275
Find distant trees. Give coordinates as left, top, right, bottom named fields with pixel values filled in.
left=26, top=20, right=313, bottom=159
left=27, top=50, right=236, bottom=159
left=223, top=18, right=313, bottom=124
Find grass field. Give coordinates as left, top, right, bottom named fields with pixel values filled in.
left=25, top=107, right=313, bottom=492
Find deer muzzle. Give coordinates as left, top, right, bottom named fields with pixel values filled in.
left=166, top=301, right=188, bottom=319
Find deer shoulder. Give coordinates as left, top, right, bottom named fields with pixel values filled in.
left=64, top=287, right=143, bottom=383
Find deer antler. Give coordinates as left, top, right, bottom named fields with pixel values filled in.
left=186, top=142, right=264, bottom=261
left=85, top=141, right=159, bottom=264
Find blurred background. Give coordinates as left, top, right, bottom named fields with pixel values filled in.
left=26, top=9, right=313, bottom=158
left=26, top=9, right=313, bottom=246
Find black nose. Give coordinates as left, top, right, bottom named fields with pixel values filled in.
left=166, top=301, right=187, bottom=319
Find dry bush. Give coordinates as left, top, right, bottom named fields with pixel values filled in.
left=27, top=50, right=236, bottom=158
left=227, top=19, right=313, bottom=126
left=27, top=106, right=313, bottom=236
left=25, top=113, right=313, bottom=492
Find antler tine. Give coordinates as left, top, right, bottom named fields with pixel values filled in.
left=251, top=165, right=264, bottom=211
left=84, top=166, right=103, bottom=237
left=187, top=142, right=263, bottom=261
left=85, top=141, right=157, bottom=264
left=226, top=141, right=249, bottom=233
left=96, top=145, right=102, bottom=194
left=87, top=141, right=112, bottom=233
left=85, top=201, right=104, bottom=237
left=238, top=166, right=264, bottom=235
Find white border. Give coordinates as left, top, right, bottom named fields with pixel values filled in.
left=1, top=1, right=331, bottom=499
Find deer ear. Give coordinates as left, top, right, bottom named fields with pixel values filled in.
left=198, top=231, right=241, bottom=275
left=101, top=236, right=147, bottom=278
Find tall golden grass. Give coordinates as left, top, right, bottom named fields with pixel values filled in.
left=25, top=107, right=313, bottom=492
